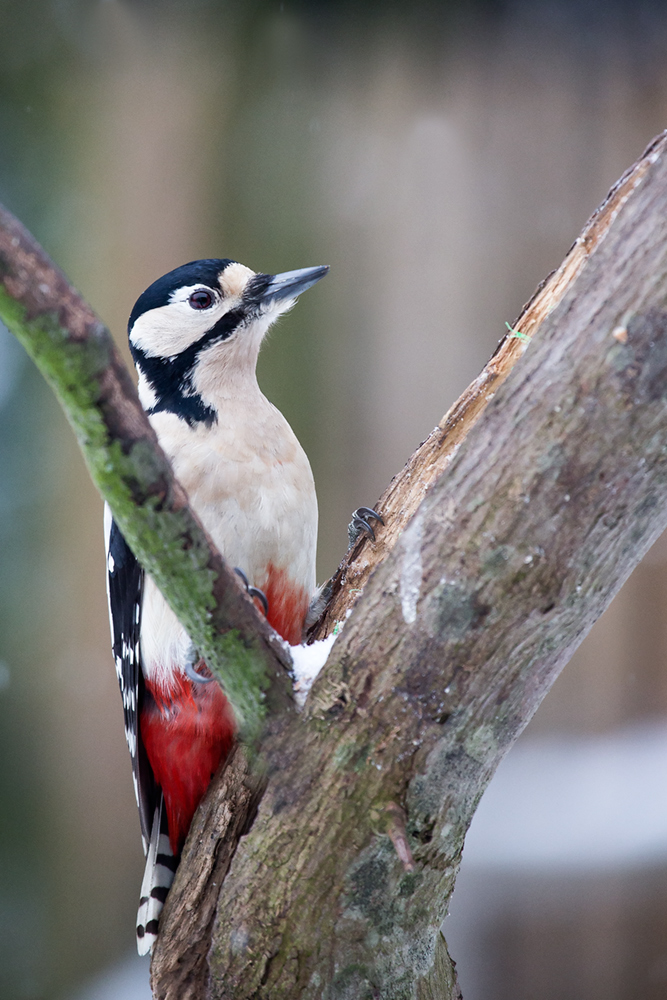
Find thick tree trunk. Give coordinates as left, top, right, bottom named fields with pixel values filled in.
left=153, top=131, right=667, bottom=998
left=3, top=132, right=667, bottom=1000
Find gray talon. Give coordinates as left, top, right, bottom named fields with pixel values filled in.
left=184, top=648, right=213, bottom=685
left=248, top=585, right=269, bottom=616
left=348, top=506, right=385, bottom=547
left=235, top=567, right=269, bottom=616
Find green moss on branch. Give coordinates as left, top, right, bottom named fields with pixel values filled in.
left=0, top=225, right=292, bottom=738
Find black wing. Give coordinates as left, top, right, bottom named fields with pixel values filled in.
left=104, top=504, right=157, bottom=851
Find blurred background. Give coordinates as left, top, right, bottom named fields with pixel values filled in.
left=1, top=0, right=667, bottom=997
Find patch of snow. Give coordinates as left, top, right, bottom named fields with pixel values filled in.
left=290, top=633, right=337, bottom=707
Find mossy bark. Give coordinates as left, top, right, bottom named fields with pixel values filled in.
left=0, top=206, right=293, bottom=736
left=155, top=132, right=667, bottom=998
left=3, top=131, right=667, bottom=1000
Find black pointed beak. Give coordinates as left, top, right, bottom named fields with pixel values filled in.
left=248, top=265, right=329, bottom=306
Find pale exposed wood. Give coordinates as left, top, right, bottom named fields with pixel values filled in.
left=309, top=132, right=663, bottom=643
left=3, top=129, right=667, bottom=1000
left=153, top=130, right=667, bottom=999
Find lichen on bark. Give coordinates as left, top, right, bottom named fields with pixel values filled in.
left=0, top=210, right=292, bottom=737
left=3, top=131, right=667, bottom=1000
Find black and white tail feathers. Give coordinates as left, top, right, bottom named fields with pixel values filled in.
left=136, top=797, right=178, bottom=955
left=105, top=503, right=173, bottom=954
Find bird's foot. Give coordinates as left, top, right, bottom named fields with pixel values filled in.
left=348, top=506, right=385, bottom=548
left=184, top=645, right=214, bottom=685
left=234, top=567, right=269, bottom=616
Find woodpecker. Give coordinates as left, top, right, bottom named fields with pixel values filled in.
left=105, top=258, right=327, bottom=955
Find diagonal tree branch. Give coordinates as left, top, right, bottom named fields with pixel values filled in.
left=0, top=206, right=293, bottom=736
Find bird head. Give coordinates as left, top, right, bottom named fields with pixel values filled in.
left=127, top=258, right=328, bottom=426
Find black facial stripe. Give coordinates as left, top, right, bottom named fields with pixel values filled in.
left=131, top=307, right=245, bottom=427
left=243, top=272, right=272, bottom=306
left=128, top=258, right=235, bottom=332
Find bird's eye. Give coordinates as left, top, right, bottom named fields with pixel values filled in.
left=188, top=290, right=214, bottom=310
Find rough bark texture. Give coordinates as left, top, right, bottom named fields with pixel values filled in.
left=0, top=205, right=292, bottom=733
left=152, top=131, right=667, bottom=999
left=3, top=131, right=667, bottom=999
left=309, top=130, right=664, bottom=641
left=150, top=744, right=267, bottom=998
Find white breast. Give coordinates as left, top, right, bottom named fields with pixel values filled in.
left=139, top=387, right=318, bottom=685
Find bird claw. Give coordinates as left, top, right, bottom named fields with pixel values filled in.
left=348, top=506, right=385, bottom=547
left=184, top=647, right=214, bottom=685
left=247, top=585, right=269, bottom=616
left=234, top=567, right=269, bottom=616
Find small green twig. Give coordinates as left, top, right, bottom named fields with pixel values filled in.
left=505, top=320, right=531, bottom=342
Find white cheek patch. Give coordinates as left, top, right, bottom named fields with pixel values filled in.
left=130, top=275, right=250, bottom=360
left=130, top=298, right=223, bottom=358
